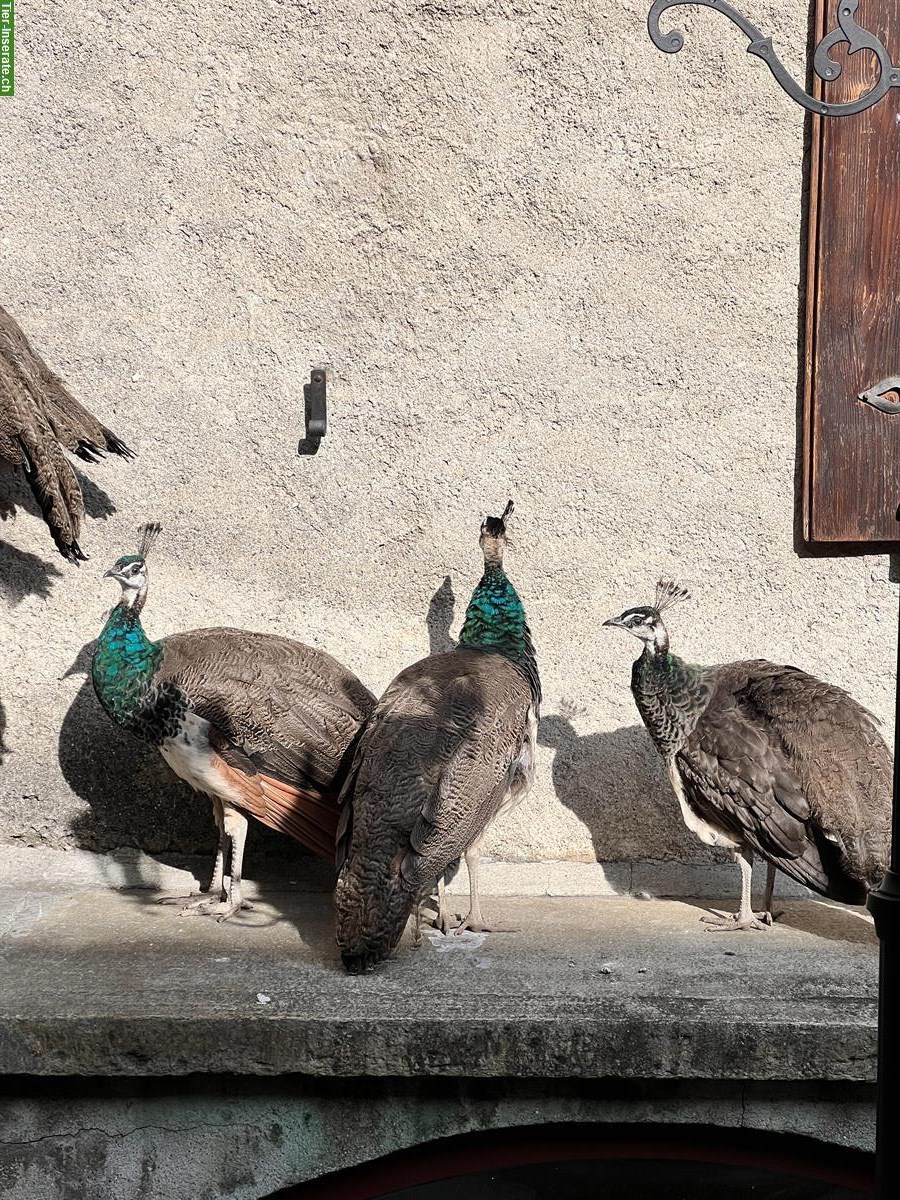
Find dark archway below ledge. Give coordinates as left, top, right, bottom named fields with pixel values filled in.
left=269, top=1123, right=874, bottom=1200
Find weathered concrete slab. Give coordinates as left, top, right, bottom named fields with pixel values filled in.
left=0, top=883, right=878, bottom=1081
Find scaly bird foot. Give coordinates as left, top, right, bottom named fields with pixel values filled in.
left=172, top=896, right=253, bottom=919
left=213, top=898, right=254, bottom=922
left=454, top=915, right=518, bottom=935
left=157, top=892, right=222, bottom=912
left=433, top=911, right=462, bottom=934
left=702, top=909, right=772, bottom=932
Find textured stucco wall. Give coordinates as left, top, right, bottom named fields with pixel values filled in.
left=0, top=1, right=894, bottom=871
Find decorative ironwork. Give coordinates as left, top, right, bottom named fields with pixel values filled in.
left=648, top=0, right=900, bottom=117
left=859, top=377, right=900, bottom=415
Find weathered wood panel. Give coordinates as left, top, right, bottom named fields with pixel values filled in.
left=803, top=0, right=900, bottom=545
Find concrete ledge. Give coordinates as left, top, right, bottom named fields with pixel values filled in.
left=0, top=885, right=877, bottom=1081
left=0, top=870, right=879, bottom=1197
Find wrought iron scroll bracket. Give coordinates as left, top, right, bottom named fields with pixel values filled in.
left=648, top=0, right=900, bottom=117
left=859, top=377, right=900, bottom=415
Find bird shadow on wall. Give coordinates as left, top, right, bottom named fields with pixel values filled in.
left=1, top=460, right=117, bottom=524
left=537, top=706, right=702, bottom=871
left=0, top=539, right=65, bottom=604
left=72, top=466, right=118, bottom=521
left=426, top=575, right=456, bottom=654
left=59, top=642, right=216, bottom=876
left=1, top=464, right=116, bottom=604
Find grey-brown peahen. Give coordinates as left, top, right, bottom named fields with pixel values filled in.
left=605, top=581, right=891, bottom=930
left=335, top=502, right=541, bottom=972
left=92, top=524, right=376, bottom=918
left=0, top=304, right=133, bottom=562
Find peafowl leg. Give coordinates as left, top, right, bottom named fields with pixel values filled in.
left=455, top=843, right=517, bottom=934
left=703, top=849, right=772, bottom=932
left=452, top=844, right=484, bottom=932
left=762, top=861, right=780, bottom=923
left=172, top=797, right=228, bottom=914
left=214, top=806, right=253, bottom=921
left=433, top=877, right=456, bottom=935
left=206, top=798, right=228, bottom=899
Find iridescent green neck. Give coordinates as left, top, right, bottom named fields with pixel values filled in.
left=458, top=564, right=541, bottom=702
left=92, top=601, right=162, bottom=730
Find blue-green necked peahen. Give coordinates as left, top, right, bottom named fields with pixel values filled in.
left=605, top=580, right=891, bottom=930
left=335, top=501, right=541, bottom=972
left=92, top=524, right=376, bottom=918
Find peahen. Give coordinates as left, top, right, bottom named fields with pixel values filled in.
left=92, top=523, right=376, bottom=918
left=335, top=501, right=541, bottom=972
left=0, top=303, right=133, bottom=562
left=605, top=580, right=891, bottom=930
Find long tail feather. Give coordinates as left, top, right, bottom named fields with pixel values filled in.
left=0, top=303, right=133, bottom=559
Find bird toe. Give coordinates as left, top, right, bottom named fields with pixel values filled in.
left=704, top=913, right=770, bottom=933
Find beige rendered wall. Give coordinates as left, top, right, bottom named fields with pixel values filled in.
left=0, top=1, right=894, bottom=870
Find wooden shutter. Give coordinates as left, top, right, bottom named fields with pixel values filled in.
left=802, top=0, right=900, bottom=547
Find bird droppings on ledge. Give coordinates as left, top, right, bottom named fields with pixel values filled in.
left=425, top=929, right=487, bottom=953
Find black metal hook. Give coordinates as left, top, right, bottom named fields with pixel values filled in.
left=298, top=369, right=327, bottom=455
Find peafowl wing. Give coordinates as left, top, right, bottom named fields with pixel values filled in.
left=676, top=659, right=886, bottom=902
left=156, top=628, right=376, bottom=859
left=726, top=661, right=890, bottom=890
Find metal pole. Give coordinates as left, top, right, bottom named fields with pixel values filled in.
left=867, top=554, right=900, bottom=1199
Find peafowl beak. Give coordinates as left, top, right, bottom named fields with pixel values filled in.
left=603, top=615, right=625, bottom=630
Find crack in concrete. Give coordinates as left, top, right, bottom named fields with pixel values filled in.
left=1, top=1120, right=268, bottom=1148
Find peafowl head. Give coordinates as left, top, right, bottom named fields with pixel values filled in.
left=103, top=523, right=162, bottom=609
left=479, top=499, right=514, bottom=566
left=604, top=580, right=690, bottom=655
